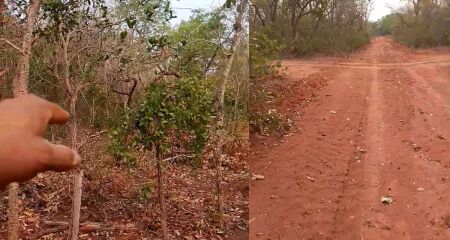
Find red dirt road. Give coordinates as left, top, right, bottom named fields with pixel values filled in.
left=250, top=37, right=450, bottom=240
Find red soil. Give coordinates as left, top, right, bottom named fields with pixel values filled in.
left=250, top=37, right=450, bottom=240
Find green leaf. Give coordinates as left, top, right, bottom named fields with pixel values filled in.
left=120, top=31, right=128, bottom=40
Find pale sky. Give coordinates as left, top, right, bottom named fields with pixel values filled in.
left=171, top=0, right=404, bottom=24
left=170, top=0, right=225, bottom=25
left=369, top=0, right=403, bottom=21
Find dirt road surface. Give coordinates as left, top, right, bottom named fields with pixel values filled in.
left=250, top=37, right=450, bottom=240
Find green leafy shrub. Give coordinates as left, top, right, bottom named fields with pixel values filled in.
left=108, top=109, right=136, bottom=166
left=250, top=29, right=283, bottom=78
left=109, top=77, right=214, bottom=165
left=139, top=182, right=153, bottom=201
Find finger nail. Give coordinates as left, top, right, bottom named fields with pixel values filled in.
left=73, top=152, right=81, bottom=166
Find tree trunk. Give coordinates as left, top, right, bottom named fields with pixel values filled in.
left=291, top=18, right=298, bottom=46
left=8, top=1, right=40, bottom=239
left=68, top=96, right=82, bottom=240
left=7, top=183, right=19, bottom=240
left=13, top=0, right=40, bottom=96
left=214, top=0, right=246, bottom=228
left=290, top=10, right=304, bottom=52
left=0, top=0, right=6, bottom=25
left=57, top=29, right=84, bottom=240
left=214, top=133, right=225, bottom=227
left=156, top=148, right=169, bottom=240
left=69, top=169, right=83, bottom=240
left=0, top=68, right=7, bottom=100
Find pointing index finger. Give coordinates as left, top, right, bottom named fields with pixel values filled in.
left=46, top=101, right=70, bottom=125
left=25, top=95, right=69, bottom=124
left=17, top=95, right=70, bottom=135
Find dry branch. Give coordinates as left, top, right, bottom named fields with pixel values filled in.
left=33, top=221, right=114, bottom=239
left=0, top=38, right=22, bottom=52
left=162, top=154, right=195, bottom=163
left=76, top=130, right=108, bottom=151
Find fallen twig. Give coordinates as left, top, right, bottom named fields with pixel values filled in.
left=76, top=129, right=108, bottom=150
left=34, top=221, right=115, bottom=239
left=0, top=38, right=22, bottom=52
left=32, top=226, right=67, bottom=240
left=162, top=154, right=195, bottom=163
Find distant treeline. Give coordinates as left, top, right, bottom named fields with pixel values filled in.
left=373, top=0, right=450, bottom=47
left=250, top=0, right=372, bottom=58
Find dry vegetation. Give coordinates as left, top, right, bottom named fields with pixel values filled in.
left=374, top=0, right=450, bottom=47
left=249, top=0, right=372, bottom=134
left=0, top=0, right=248, bottom=239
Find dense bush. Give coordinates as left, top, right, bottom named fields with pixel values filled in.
left=376, top=1, right=450, bottom=47
left=250, top=0, right=372, bottom=57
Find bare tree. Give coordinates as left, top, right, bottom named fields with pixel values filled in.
left=111, top=78, right=138, bottom=107
left=56, top=30, right=91, bottom=240
left=214, top=0, right=247, bottom=228
left=7, top=1, right=41, bottom=240
left=38, top=18, right=103, bottom=240
left=286, top=0, right=315, bottom=45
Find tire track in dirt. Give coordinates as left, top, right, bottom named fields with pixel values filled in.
left=250, top=58, right=373, bottom=239
left=354, top=40, right=421, bottom=239
left=403, top=66, right=450, bottom=240
left=283, top=58, right=450, bottom=69
left=363, top=39, right=450, bottom=240
left=338, top=39, right=450, bottom=240
left=251, top=37, right=450, bottom=240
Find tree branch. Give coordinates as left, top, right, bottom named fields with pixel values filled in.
left=157, top=65, right=181, bottom=78
left=111, top=78, right=138, bottom=107
left=0, top=38, right=22, bottom=52
left=76, top=130, right=108, bottom=151
left=0, top=67, right=8, bottom=78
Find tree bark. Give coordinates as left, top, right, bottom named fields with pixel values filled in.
left=214, top=0, right=246, bottom=228
left=156, top=148, right=169, bottom=240
left=288, top=0, right=314, bottom=50
left=7, top=183, right=19, bottom=240
left=68, top=95, right=82, bottom=240
left=0, top=68, right=8, bottom=100
left=8, top=1, right=40, bottom=239
left=69, top=169, right=83, bottom=240
left=54, top=30, right=84, bottom=240
left=0, top=0, right=6, bottom=26
left=13, top=0, right=40, bottom=96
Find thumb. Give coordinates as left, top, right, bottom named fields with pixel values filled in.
left=37, top=139, right=81, bottom=172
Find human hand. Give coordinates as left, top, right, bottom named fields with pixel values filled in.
left=0, top=95, right=80, bottom=189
